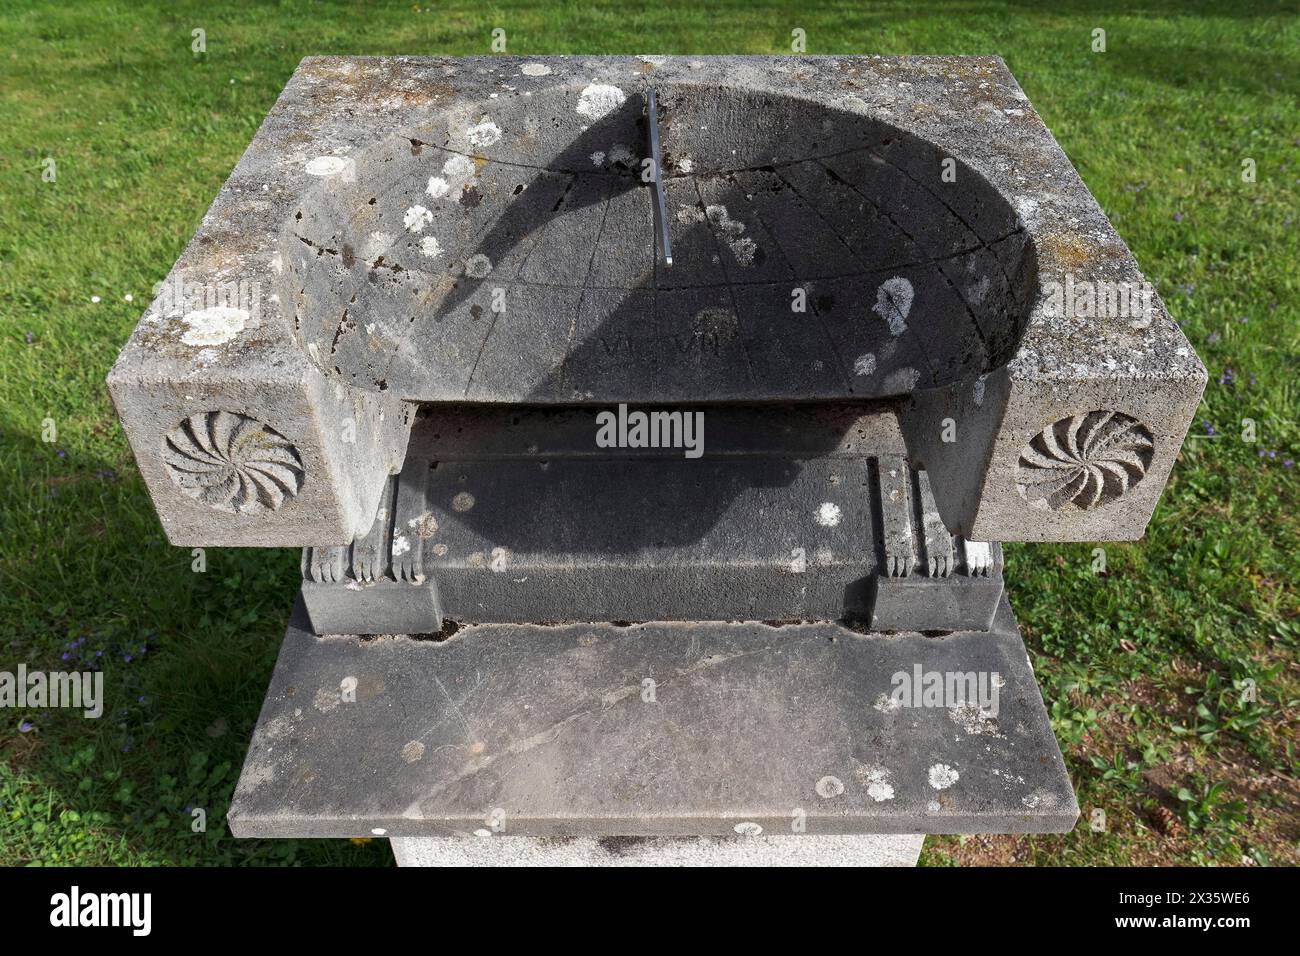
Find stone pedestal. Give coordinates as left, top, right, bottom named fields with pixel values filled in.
left=108, top=55, right=1208, bottom=865
left=390, top=834, right=925, bottom=867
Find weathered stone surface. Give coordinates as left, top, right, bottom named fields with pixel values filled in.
left=301, top=579, right=442, bottom=636
left=297, top=406, right=1006, bottom=631
left=109, top=55, right=1205, bottom=548
left=389, top=833, right=925, bottom=867
left=228, top=596, right=1077, bottom=838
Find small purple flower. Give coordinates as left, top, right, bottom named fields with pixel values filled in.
left=56, top=448, right=66, bottom=459
left=1219, top=367, right=1234, bottom=386
left=121, top=744, right=131, bottom=753
left=18, top=721, right=33, bottom=733
left=1284, top=459, right=1295, bottom=469
left=123, top=654, right=133, bottom=663
left=60, top=652, right=70, bottom=661
left=1202, top=421, right=1215, bottom=436
left=24, top=332, right=33, bottom=343
left=1173, top=211, right=1185, bottom=222
left=94, top=650, right=102, bottom=658
left=1269, top=450, right=1276, bottom=459
left=1207, top=332, right=1220, bottom=345
left=1249, top=373, right=1257, bottom=386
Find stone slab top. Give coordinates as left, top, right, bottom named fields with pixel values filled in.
left=228, top=596, right=1078, bottom=838
left=110, top=54, right=1202, bottom=405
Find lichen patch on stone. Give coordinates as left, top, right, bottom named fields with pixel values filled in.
left=180, top=306, right=248, bottom=346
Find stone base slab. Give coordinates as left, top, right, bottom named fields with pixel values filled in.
left=390, top=834, right=925, bottom=867
left=229, top=596, right=1076, bottom=838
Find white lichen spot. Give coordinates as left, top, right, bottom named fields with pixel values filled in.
left=972, top=374, right=987, bottom=407
left=576, top=82, right=627, bottom=120
left=180, top=306, right=248, bottom=346
left=401, top=740, right=425, bottom=763
left=426, top=176, right=451, bottom=199
left=883, top=367, right=920, bottom=392
left=872, top=276, right=914, bottom=335
left=857, top=765, right=896, bottom=802
left=730, top=237, right=757, bottom=265
left=677, top=157, right=695, bottom=174
left=403, top=205, right=433, bottom=232
left=733, top=821, right=762, bottom=836
left=391, top=534, right=411, bottom=558
left=521, top=62, right=552, bottom=77
left=1024, top=789, right=1057, bottom=809
left=816, top=775, right=845, bottom=799
left=854, top=353, right=877, bottom=377
left=360, top=231, right=394, bottom=260
left=489, top=547, right=510, bottom=573
left=949, top=703, right=1000, bottom=736
left=789, top=547, right=807, bottom=573
left=927, top=800, right=941, bottom=813
left=590, top=151, right=606, bottom=166
left=419, top=235, right=443, bottom=259
left=868, top=780, right=896, bottom=802
left=704, top=204, right=757, bottom=266
left=873, top=693, right=902, bottom=714
left=928, top=763, right=959, bottom=790
left=465, top=254, right=493, bottom=279
left=409, top=512, right=438, bottom=538
left=452, top=491, right=475, bottom=513
left=442, top=154, right=477, bottom=186
left=815, top=502, right=842, bottom=527
left=305, top=155, right=350, bottom=176
left=466, top=119, right=502, bottom=149
left=371, top=828, right=387, bottom=836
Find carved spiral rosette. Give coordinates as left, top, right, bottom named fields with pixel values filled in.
left=1016, top=410, right=1153, bottom=511
left=163, top=411, right=304, bottom=514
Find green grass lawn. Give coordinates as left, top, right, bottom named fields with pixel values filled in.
left=0, top=0, right=1296, bottom=866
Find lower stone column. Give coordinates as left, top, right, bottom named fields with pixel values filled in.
left=390, top=834, right=925, bottom=867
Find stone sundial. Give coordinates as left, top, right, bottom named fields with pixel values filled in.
left=109, top=55, right=1205, bottom=865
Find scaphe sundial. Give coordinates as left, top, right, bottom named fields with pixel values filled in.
left=109, top=55, right=1205, bottom=865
